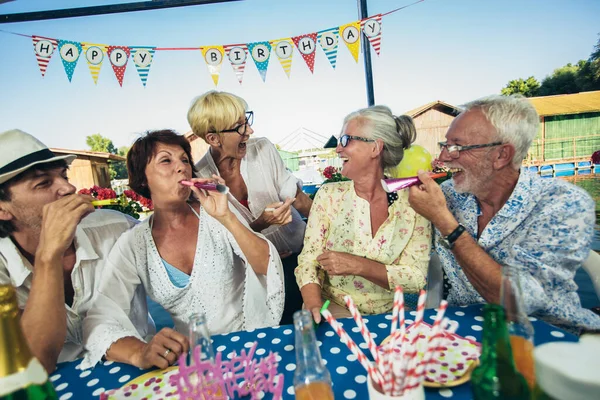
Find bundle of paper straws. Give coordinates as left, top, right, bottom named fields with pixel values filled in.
left=321, top=288, right=456, bottom=397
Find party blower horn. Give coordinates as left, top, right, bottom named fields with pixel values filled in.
left=180, top=180, right=230, bottom=194
left=381, top=172, right=447, bottom=193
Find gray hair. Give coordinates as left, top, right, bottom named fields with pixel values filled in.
left=342, top=105, right=416, bottom=170
left=461, top=94, right=540, bottom=169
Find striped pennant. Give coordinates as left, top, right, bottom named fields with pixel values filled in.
left=270, top=38, right=294, bottom=78
left=200, top=45, right=225, bottom=86
left=58, top=40, right=82, bottom=82
left=130, top=46, right=156, bottom=87
left=317, top=27, right=340, bottom=69
left=81, top=43, right=107, bottom=85
left=32, top=36, right=58, bottom=77
left=223, top=44, right=248, bottom=84
left=361, top=14, right=383, bottom=56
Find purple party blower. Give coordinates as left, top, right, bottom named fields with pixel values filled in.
left=381, top=172, right=448, bottom=193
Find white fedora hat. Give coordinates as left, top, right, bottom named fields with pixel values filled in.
left=0, top=129, right=77, bottom=185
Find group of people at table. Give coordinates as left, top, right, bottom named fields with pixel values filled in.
left=1, top=92, right=599, bottom=379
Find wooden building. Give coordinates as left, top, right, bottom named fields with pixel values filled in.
left=184, top=131, right=210, bottom=163
left=405, top=100, right=461, bottom=156
left=51, top=148, right=125, bottom=190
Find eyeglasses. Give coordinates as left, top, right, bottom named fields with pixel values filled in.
left=338, top=134, right=375, bottom=148
left=211, top=111, right=254, bottom=136
left=438, top=141, right=502, bottom=158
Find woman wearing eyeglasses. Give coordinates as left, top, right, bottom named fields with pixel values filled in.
left=296, top=105, right=432, bottom=322
left=187, top=91, right=312, bottom=324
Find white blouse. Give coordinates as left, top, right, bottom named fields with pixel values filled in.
left=80, top=204, right=284, bottom=369
left=195, top=137, right=306, bottom=254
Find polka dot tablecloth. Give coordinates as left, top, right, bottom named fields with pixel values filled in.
left=51, top=305, right=576, bottom=399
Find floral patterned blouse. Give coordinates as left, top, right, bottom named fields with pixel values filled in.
left=295, top=181, right=432, bottom=314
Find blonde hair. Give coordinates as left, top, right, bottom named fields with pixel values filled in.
left=187, top=91, right=248, bottom=141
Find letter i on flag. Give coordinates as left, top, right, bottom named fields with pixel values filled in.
left=32, top=36, right=57, bottom=77
left=130, top=46, right=156, bottom=87
left=58, top=40, right=82, bottom=82
left=339, top=21, right=361, bottom=63
left=292, top=33, right=317, bottom=73
left=361, top=14, right=383, bottom=56
left=81, top=43, right=107, bottom=84
left=247, top=41, right=272, bottom=82
left=107, top=46, right=131, bottom=87
left=200, top=46, right=225, bottom=86
left=317, top=28, right=340, bottom=69
left=223, top=44, right=248, bottom=84
left=270, top=38, right=294, bottom=78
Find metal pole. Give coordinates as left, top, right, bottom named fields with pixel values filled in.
left=358, top=0, right=375, bottom=106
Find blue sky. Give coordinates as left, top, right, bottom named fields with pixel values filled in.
left=0, top=0, right=599, bottom=151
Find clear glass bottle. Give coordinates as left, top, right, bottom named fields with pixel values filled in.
left=293, top=309, right=334, bottom=400
left=0, top=285, right=58, bottom=400
left=188, top=313, right=215, bottom=363
left=500, top=264, right=536, bottom=389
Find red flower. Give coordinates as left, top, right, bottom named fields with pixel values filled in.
left=591, top=150, right=600, bottom=165
left=323, top=166, right=337, bottom=180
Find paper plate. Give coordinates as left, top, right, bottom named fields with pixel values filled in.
left=102, top=366, right=180, bottom=399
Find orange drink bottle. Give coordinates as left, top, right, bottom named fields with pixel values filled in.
left=293, top=310, right=334, bottom=400
left=500, top=263, right=536, bottom=389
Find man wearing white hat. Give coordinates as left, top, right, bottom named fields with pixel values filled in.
left=0, top=129, right=147, bottom=372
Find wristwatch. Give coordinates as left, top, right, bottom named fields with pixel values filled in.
left=440, top=224, right=466, bottom=249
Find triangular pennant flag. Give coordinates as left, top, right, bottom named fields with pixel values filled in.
left=32, top=36, right=57, bottom=77
left=57, top=40, right=82, bottom=82
left=223, top=44, right=248, bottom=84
left=81, top=43, right=107, bottom=85
left=339, top=21, right=361, bottom=63
left=317, top=28, right=340, bottom=69
left=291, top=33, right=318, bottom=74
left=361, top=14, right=383, bottom=56
left=107, top=46, right=131, bottom=87
left=200, top=45, right=225, bottom=86
left=247, top=41, right=271, bottom=82
left=130, top=46, right=156, bottom=87
left=270, top=38, right=294, bottom=78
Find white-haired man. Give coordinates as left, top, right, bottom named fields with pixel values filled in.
left=409, top=95, right=600, bottom=333
left=0, top=129, right=147, bottom=372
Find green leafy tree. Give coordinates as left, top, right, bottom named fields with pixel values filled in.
left=501, top=76, right=540, bottom=97
left=537, top=63, right=581, bottom=96
left=85, top=134, right=128, bottom=180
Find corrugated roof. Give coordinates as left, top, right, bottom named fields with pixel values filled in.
left=528, top=91, right=600, bottom=117
left=405, top=100, right=461, bottom=118
left=51, top=148, right=126, bottom=161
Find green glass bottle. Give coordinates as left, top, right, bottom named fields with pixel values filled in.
left=0, top=285, right=58, bottom=400
left=471, top=303, right=530, bottom=400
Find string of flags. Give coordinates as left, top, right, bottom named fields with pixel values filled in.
left=19, top=2, right=420, bottom=87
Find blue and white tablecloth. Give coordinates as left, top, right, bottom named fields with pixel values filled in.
left=50, top=305, right=576, bottom=399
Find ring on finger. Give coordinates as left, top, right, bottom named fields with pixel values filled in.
left=163, top=349, right=171, bottom=358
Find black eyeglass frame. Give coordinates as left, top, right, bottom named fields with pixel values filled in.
left=339, top=134, right=376, bottom=148
left=438, top=141, right=503, bottom=157
left=210, top=111, right=254, bottom=136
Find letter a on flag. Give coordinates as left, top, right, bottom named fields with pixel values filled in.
left=58, top=40, right=82, bottom=82
left=339, top=21, right=361, bottom=63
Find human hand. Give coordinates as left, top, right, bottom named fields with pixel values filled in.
left=36, top=194, right=95, bottom=261
left=260, top=197, right=295, bottom=227
left=131, top=328, right=189, bottom=370
left=408, top=170, right=452, bottom=227
left=317, top=251, right=359, bottom=276
left=188, top=175, right=231, bottom=221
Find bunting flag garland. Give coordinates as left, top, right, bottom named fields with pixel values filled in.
left=58, top=40, right=82, bottom=82
left=270, top=38, right=294, bottom=78
left=361, top=14, right=383, bottom=56
left=31, top=36, right=57, bottom=77
left=317, top=28, right=340, bottom=69
left=130, top=46, right=156, bottom=87
left=107, top=45, right=130, bottom=87
left=247, top=41, right=271, bottom=82
left=81, top=43, right=107, bottom=84
left=292, top=33, right=317, bottom=73
left=8, top=3, right=424, bottom=87
left=200, top=45, right=224, bottom=86
left=339, top=21, right=361, bottom=63
left=223, top=43, right=248, bottom=84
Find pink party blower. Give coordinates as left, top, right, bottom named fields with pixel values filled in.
left=381, top=172, right=447, bottom=193
left=180, top=180, right=230, bottom=194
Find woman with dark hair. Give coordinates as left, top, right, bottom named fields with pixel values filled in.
left=82, top=130, right=284, bottom=370
left=296, top=106, right=432, bottom=322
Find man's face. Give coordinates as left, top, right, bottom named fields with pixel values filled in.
left=441, top=109, right=497, bottom=195
left=0, top=165, right=76, bottom=233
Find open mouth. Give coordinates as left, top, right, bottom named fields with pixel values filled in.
left=340, top=156, right=349, bottom=164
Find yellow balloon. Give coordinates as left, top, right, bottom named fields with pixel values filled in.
left=390, top=145, right=433, bottom=178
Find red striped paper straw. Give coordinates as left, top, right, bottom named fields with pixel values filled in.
left=321, top=309, right=385, bottom=387
left=388, top=286, right=404, bottom=394
left=344, top=296, right=384, bottom=376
